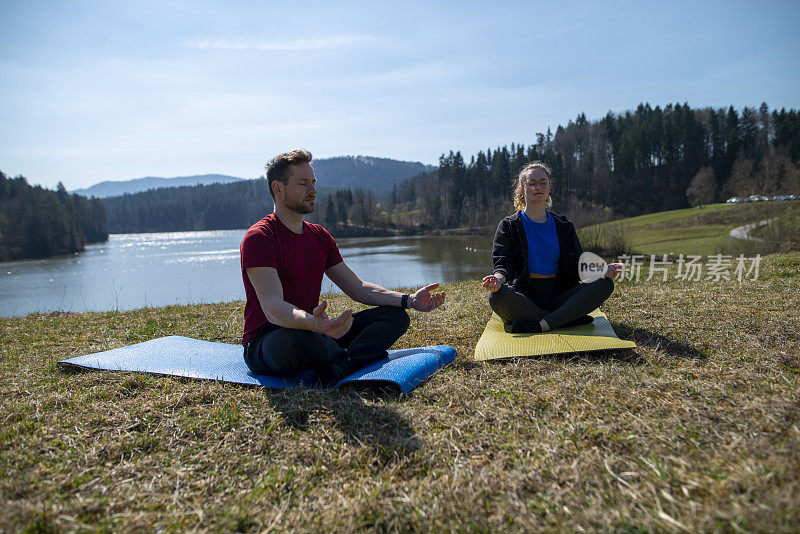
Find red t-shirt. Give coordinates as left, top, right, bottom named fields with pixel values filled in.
left=240, top=213, right=343, bottom=345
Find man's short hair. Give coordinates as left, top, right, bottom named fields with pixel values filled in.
left=266, top=149, right=312, bottom=200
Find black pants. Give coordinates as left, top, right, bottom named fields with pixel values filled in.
left=488, top=277, right=614, bottom=329
left=243, top=306, right=410, bottom=379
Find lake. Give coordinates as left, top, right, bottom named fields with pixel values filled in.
left=0, top=230, right=493, bottom=317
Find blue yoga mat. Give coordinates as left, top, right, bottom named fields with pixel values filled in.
left=59, top=336, right=457, bottom=394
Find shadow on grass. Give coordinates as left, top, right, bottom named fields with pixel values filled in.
left=58, top=363, right=95, bottom=374
left=481, top=348, right=646, bottom=366
left=266, top=387, right=422, bottom=462
left=59, top=362, right=423, bottom=461
left=479, top=324, right=707, bottom=364
left=613, top=322, right=708, bottom=360
left=449, top=359, right=482, bottom=371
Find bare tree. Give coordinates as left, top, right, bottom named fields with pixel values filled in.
left=725, top=158, right=756, bottom=197
left=687, top=167, right=717, bottom=205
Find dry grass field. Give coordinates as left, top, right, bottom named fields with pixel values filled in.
left=1, top=252, right=799, bottom=532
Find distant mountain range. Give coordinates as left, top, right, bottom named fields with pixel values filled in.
left=72, top=156, right=435, bottom=198
left=72, top=174, right=243, bottom=198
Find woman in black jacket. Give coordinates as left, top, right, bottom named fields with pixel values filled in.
left=481, top=161, right=623, bottom=333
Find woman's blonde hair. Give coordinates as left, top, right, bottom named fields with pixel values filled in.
left=514, top=161, right=553, bottom=210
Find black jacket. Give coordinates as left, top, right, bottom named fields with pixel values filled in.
left=492, top=211, right=583, bottom=293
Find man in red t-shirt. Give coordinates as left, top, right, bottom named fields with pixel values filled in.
left=240, top=149, right=446, bottom=385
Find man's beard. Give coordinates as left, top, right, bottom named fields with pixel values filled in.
left=285, top=198, right=315, bottom=214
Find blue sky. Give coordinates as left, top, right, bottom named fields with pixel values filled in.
left=1, top=0, right=798, bottom=190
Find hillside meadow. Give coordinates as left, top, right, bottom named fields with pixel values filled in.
left=1, top=251, right=798, bottom=532
left=578, top=199, right=800, bottom=257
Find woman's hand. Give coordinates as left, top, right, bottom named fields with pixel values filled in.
left=605, top=263, right=624, bottom=279
left=481, top=273, right=505, bottom=292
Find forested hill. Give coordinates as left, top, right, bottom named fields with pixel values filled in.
left=312, top=156, right=435, bottom=191
left=384, top=103, right=800, bottom=230
left=103, top=179, right=271, bottom=234
left=101, top=179, right=393, bottom=235
left=75, top=156, right=434, bottom=199
left=0, top=172, right=108, bottom=261
left=100, top=156, right=435, bottom=234
left=101, top=103, right=799, bottom=236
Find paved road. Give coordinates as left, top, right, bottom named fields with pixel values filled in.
left=729, top=219, right=776, bottom=241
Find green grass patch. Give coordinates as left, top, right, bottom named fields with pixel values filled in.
left=1, top=254, right=799, bottom=531
left=580, top=200, right=800, bottom=257
left=628, top=224, right=733, bottom=256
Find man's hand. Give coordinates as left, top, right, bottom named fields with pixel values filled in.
left=409, top=283, right=446, bottom=312
left=481, top=273, right=505, bottom=292
left=311, top=300, right=353, bottom=339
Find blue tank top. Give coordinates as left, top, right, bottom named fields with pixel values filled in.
left=520, top=211, right=559, bottom=275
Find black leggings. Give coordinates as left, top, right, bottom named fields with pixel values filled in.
left=488, top=277, right=614, bottom=329
left=243, top=305, right=410, bottom=376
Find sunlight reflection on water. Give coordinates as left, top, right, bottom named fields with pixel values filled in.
left=0, top=230, right=492, bottom=317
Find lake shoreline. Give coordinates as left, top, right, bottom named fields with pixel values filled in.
left=0, top=232, right=493, bottom=318
left=0, top=227, right=494, bottom=264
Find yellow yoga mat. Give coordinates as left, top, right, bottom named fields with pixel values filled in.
left=473, top=309, right=635, bottom=361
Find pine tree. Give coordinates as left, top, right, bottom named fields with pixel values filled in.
left=325, top=196, right=338, bottom=228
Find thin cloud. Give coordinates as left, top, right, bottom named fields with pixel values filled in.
left=184, top=35, right=370, bottom=51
